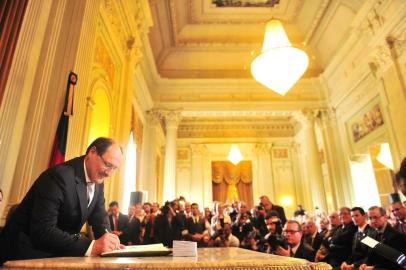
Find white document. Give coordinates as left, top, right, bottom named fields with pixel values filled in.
left=361, top=236, right=380, bottom=248
left=172, top=240, right=198, bottom=257
left=101, top=243, right=171, bottom=257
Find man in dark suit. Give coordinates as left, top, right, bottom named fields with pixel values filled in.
left=359, top=206, right=406, bottom=270
left=259, top=195, right=287, bottom=226
left=0, top=137, right=123, bottom=264
left=182, top=203, right=209, bottom=246
left=341, top=207, right=375, bottom=270
left=303, top=220, right=323, bottom=252
left=108, top=201, right=129, bottom=244
left=325, top=207, right=357, bottom=267
left=390, top=200, right=406, bottom=235
left=275, top=220, right=315, bottom=262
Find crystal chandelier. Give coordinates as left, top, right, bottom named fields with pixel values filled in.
left=228, top=145, right=243, bottom=165
left=251, top=19, right=309, bottom=95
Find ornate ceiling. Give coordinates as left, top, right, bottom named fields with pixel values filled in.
left=143, top=0, right=363, bottom=138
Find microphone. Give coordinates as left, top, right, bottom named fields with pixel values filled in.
left=361, top=235, right=406, bottom=268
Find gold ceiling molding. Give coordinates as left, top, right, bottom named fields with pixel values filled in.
left=177, top=122, right=295, bottom=139
left=304, top=0, right=330, bottom=44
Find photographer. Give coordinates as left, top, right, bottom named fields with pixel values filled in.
left=241, top=230, right=263, bottom=252
left=154, top=201, right=183, bottom=247
left=275, top=220, right=315, bottom=262
left=232, top=213, right=253, bottom=242
left=264, top=215, right=287, bottom=254
left=213, top=223, right=239, bottom=247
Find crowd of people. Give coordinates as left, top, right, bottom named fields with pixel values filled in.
left=105, top=193, right=406, bottom=269
left=1, top=137, right=406, bottom=270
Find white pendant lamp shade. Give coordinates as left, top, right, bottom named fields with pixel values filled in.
left=228, top=145, right=243, bottom=165
left=251, top=20, right=309, bottom=95
left=376, top=143, right=394, bottom=170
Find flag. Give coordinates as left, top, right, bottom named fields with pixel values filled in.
left=48, top=71, right=77, bottom=167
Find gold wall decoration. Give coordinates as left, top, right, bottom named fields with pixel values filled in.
left=177, top=149, right=189, bottom=160
left=94, top=37, right=115, bottom=83
left=272, top=148, right=289, bottom=159
left=132, top=108, right=143, bottom=147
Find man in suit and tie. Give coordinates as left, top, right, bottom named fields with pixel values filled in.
left=108, top=201, right=129, bottom=244
left=359, top=206, right=406, bottom=270
left=0, top=137, right=123, bottom=264
left=182, top=203, right=209, bottom=246
left=340, top=207, right=375, bottom=270
left=275, top=220, right=315, bottom=261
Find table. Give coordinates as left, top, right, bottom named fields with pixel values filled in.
left=3, top=247, right=332, bottom=270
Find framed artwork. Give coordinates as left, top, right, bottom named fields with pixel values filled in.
left=212, top=0, right=280, bottom=8
left=347, top=98, right=384, bottom=144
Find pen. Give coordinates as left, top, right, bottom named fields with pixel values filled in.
left=105, top=229, right=120, bottom=250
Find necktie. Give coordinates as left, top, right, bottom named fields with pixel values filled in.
left=401, top=222, right=406, bottom=235
left=114, top=215, right=119, bottom=231
left=376, top=231, right=383, bottom=242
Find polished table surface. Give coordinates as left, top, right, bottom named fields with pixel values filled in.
left=3, top=247, right=332, bottom=270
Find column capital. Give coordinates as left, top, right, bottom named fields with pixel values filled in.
left=254, top=143, right=271, bottom=155
left=316, top=108, right=337, bottom=123
left=293, top=109, right=318, bottom=128
left=146, top=109, right=163, bottom=126
left=161, top=110, right=182, bottom=129
left=190, top=144, right=208, bottom=156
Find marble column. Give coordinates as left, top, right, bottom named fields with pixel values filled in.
left=190, top=144, right=208, bottom=207
left=290, top=142, right=313, bottom=211
left=138, top=110, right=162, bottom=202
left=162, top=111, right=182, bottom=202
left=317, top=109, right=354, bottom=209
left=253, top=143, right=273, bottom=202
left=296, top=109, right=328, bottom=212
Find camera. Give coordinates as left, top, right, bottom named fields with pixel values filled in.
left=267, top=234, right=289, bottom=250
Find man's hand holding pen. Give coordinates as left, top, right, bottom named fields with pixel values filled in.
left=91, top=229, right=124, bottom=256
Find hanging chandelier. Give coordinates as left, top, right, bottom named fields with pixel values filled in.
left=251, top=19, right=309, bottom=95
left=228, top=145, right=243, bottom=165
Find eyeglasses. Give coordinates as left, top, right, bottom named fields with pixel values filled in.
left=391, top=208, right=402, bottom=213
left=283, top=230, right=300, bottom=234
left=98, top=154, right=117, bottom=170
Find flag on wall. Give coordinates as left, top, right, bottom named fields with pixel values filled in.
left=48, top=71, right=77, bottom=167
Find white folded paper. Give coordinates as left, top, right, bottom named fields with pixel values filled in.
left=172, top=240, right=198, bottom=257
left=101, top=243, right=170, bottom=257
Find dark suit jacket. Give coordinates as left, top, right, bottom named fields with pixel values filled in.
left=0, top=156, right=109, bottom=264
left=109, top=213, right=129, bottom=243
left=154, top=214, right=182, bottom=247
left=184, top=216, right=206, bottom=235
left=326, top=222, right=357, bottom=267
left=366, top=224, right=406, bottom=269
left=303, top=232, right=323, bottom=252
left=122, top=217, right=141, bottom=245
left=345, top=224, right=375, bottom=267
left=293, top=242, right=315, bottom=262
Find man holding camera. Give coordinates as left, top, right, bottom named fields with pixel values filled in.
left=275, top=220, right=315, bottom=262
